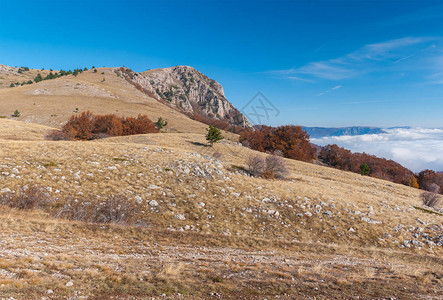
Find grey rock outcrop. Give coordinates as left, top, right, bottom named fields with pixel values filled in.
left=114, top=66, right=251, bottom=128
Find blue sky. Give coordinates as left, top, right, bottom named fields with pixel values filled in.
left=0, top=0, right=442, bottom=127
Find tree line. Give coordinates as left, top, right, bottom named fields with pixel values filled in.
left=239, top=125, right=442, bottom=193
left=10, top=67, right=97, bottom=87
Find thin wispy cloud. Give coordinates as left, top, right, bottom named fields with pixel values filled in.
left=317, top=85, right=342, bottom=96
left=269, top=37, right=441, bottom=81
left=287, top=76, right=315, bottom=83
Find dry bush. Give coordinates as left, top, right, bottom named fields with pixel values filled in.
left=422, top=191, right=441, bottom=208
left=247, top=154, right=289, bottom=179
left=265, top=154, right=289, bottom=179
left=56, top=195, right=141, bottom=225
left=46, top=130, right=73, bottom=141
left=247, top=155, right=266, bottom=177
left=426, top=183, right=440, bottom=194
left=0, top=186, right=49, bottom=210
left=212, top=152, right=223, bottom=160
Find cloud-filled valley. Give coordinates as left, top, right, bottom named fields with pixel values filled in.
left=311, top=127, right=443, bottom=173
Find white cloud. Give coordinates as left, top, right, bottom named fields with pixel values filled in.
left=269, top=36, right=440, bottom=81
left=317, top=85, right=342, bottom=96
left=311, top=128, right=443, bottom=172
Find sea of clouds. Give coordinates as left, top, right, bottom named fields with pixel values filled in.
left=311, top=128, right=443, bottom=173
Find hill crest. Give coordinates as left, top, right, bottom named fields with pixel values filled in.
left=115, top=66, right=251, bottom=128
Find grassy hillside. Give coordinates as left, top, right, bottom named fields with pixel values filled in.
left=0, top=68, right=237, bottom=139
left=0, top=119, right=441, bottom=299
left=0, top=65, right=56, bottom=89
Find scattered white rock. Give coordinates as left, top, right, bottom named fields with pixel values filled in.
left=149, top=200, right=159, bottom=207
left=175, top=214, right=186, bottom=220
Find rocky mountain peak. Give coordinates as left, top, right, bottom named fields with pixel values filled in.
left=115, top=66, right=251, bottom=128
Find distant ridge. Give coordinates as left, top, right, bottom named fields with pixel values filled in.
left=303, top=126, right=384, bottom=138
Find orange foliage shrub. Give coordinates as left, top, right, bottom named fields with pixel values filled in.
left=65, top=111, right=95, bottom=140
left=239, top=125, right=315, bottom=162
left=57, top=111, right=159, bottom=140
left=121, top=115, right=158, bottom=135
left=319, top=144, right=418, bottom=188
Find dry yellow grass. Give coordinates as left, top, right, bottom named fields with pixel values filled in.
left=0, top=68, right=237, bottom=139
left=0, top=125, right=441, bottom=298
left=0, top=66, right=56, bottom=89
left=0, top=118, right=56, bottom=141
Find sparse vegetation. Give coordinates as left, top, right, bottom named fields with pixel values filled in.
left=320, top=144, right=418, bottom=188
left=0, top=186, right=48, bottom=210
left=34, top=73, right=43, bottom=82
left=422, top=191, right=441, bottom=208
left=264, top=153, right=289, bottom=179
left=49, top=111, right=159, bottom=140
left=206, top=125, right=223, bottom=146
left=56, top=195, right=142, bottom=225
left=360, top=163, right=370, bottom=175
left=247, top=153, right=289, bottom=179
left=0, top=63, right=442, bottom=299
left=154, top=117, right=168, bottom=130
left=240, top=125, right=315, bottom=162
left=246, top=155, right=266, bottom=177
left=12, top=109, right=20, bottom=118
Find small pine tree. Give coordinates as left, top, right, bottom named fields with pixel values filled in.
left=360, top=163, right=370, bottom=176
left=34, top=73, right=43, bottom=83
left=10, top=83, right=15, bottom=87
left=206, top=125, right=223, bottom=147
left=154, top=117, right=168, bottom=130
left=93, top=69, right=97, bottom=73
left=13, top=110, right=20, bottom=118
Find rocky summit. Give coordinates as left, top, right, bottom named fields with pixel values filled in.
left=115, top=66, right=251, bottom=128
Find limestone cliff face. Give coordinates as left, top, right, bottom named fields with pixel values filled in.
left=115, top=66, right=251, bottom=128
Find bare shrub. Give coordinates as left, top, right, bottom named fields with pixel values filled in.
left=265, top=155, right=289, bottom=179
left=422, top=191, right=441, bottom=208
left=0, top=186, right=49, bottom=210
left=247, top=155, right=266, bottom=177
left=212, top=151, right=223, bottom=160
left=426, top=183, right=440, bottom=194
left=247, top=154, right=289, bottom=179
left=56, top=195, right=141, bottom=225
left=46, top=130, right=72, bottom=141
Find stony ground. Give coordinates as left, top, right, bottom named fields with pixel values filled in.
left=0, top=122, right=442, bottom=299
